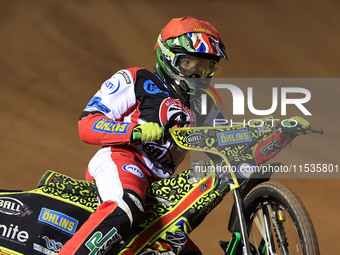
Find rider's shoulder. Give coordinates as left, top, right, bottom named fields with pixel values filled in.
left=111, top=67, right=156, bottom=84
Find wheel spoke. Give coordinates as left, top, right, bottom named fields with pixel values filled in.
left=251, top=235, right=261, bottom=255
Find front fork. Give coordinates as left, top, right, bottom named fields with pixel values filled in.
left=231, top=188, right=252, bottom=255
left=223, top=166, right=275, bottom=254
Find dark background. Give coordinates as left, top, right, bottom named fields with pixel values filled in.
left=1, top=0, right=339, bottom=253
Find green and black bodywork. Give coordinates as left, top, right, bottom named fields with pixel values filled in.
left=0, top=119, right=276, bottom=255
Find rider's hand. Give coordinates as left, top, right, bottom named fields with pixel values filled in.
left=291, top=116, right=311, bottom=130
left=132, top=122, right=163, bottom=142
left=280, top=116, right=311, bottom=138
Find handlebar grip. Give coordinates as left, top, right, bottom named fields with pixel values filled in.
left=132, top=131, right=142, bottom=141
left=306, top=129, right=323, bottom=134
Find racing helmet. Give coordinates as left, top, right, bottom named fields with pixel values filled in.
left=154, top=16, right=227, bottom=105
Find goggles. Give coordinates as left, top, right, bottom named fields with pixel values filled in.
left=173, top=54, right=218, bottom=78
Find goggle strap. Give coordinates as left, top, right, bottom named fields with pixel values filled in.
left=157, top=34, right=175, bottom=59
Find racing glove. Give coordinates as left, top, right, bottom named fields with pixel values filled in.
left=132, top=122, right=163, bottom=142
left=280, top=116, right=311, bottom=138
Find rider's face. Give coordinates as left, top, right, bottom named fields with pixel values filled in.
left=175, top=55, right=218, bottom=78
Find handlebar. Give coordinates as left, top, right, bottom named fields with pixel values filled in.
left=304, top=129, right=323, bottom=134
left=132, top=131, right=142, bottom=141
left=132, top=120, right=323, bottom=143
left=276, top=125, right=323, bottom=137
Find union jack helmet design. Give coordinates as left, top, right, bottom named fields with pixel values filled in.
left=154, top=17, right=227, bottom=106
left=187, top=32, right=227, bottom=58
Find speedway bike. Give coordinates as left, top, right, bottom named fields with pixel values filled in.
left=0, top=117, right=321, bottom=254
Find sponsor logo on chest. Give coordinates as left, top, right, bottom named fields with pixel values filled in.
left=159, top=98, right=196, bottom=126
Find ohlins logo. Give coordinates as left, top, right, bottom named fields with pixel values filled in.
left=0, top=197, right=32, bottom=217
left=217, top=130, right=252, bottom=146
left=92, top=118, right=130, bottom=134
left=38, top=208, right=78, bottom=235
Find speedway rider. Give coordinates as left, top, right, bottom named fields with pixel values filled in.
left=59, top=17, right=310, bottom=254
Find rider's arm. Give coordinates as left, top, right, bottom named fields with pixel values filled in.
left=78, top=112, right=138, bottom=146
left=78, top=69, right=140, bottom=146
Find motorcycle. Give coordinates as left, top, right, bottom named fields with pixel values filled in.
left=0, top=117, right=321, bottom=255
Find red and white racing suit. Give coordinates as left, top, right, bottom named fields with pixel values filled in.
left=59, top=67, right=291, bottom=255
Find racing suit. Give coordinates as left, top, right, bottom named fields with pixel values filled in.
left=59, top=67, right=291, bottom=254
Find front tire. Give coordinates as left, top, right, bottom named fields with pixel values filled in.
left=240, top=182, right=319, bottom=255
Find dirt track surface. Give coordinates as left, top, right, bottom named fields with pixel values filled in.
left=1, top=1, right=339, bottom=254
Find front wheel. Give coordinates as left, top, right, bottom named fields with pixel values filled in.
left=240, top=182, right=319, bottom=255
